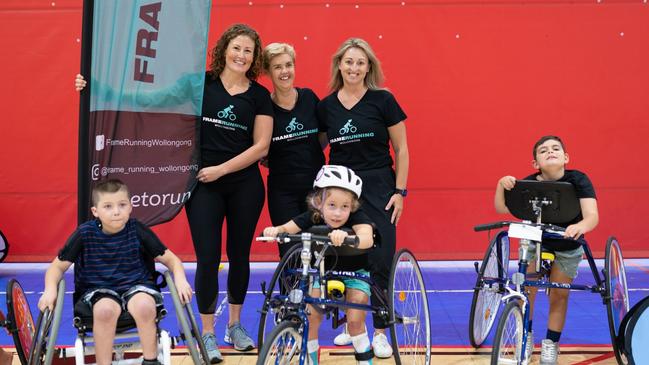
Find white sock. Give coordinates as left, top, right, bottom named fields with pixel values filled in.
left=351, top=332, right=372, bottom=365
left=307, top=339, right=319, bottom=365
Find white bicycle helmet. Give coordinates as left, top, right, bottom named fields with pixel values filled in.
left=313, top=165, right=363, bottom=198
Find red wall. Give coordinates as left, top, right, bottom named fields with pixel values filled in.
left=1, top=0, right=648, bottom=261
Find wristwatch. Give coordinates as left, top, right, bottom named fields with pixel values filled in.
left=394, top=188, right=408, bottom=197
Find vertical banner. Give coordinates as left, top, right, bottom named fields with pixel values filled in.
left=79, top=1, right=211, bottom=225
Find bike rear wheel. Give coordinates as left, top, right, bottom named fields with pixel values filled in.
left=605, top=236, right=630, bottom=365
left=388, top=249, right=431, bottom=365
left=470, top=231, right=510, bottom=348
left=491, top=300, right=523, bottom=365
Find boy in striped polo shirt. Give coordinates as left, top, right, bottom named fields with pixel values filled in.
left=38, top=179, right=193, bottom=365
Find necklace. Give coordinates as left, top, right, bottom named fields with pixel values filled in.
left=272, top=88, right=298, bottom=110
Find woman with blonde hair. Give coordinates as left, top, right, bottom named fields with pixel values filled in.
left=317, top=37, right=410, bottom=359
left=262, top=42, right=325, bottom=258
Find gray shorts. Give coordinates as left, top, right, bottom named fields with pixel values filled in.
left=526, top=245, right=584, bottom=279
left=80, top=284, right=163, bottom=312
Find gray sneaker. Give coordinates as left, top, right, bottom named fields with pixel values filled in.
left=224, top=322, right=255, bottom=351
left=524, top=331, right=534, bottom=360
left=540, top=339, right=559, bottom=365
left=201, top=333, right=223, bottom=364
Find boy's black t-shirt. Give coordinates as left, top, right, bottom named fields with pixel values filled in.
left=523, top=169, right=597, bottom=251
left=292, top=208, right=373, bottom=272
left=59, top=219, right=167, bottom=297
left=268, top=88, right=325, bottom=176
left=317, top=89, right=406, bottom=171
left=200, top=73, right=274, bottom=172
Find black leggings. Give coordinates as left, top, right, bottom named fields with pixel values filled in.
left=356, top=167, right=397, bottom=329
left=267, top=171, right=318, bottom=258
left=185, top=168, right=265, bottom=314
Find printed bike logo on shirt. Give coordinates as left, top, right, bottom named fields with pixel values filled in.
left=329, top=118, right=374, bottom=144
left=339, top=119, right=358, bottom=135
left=217, top=105, right=237, bottom=121
left=285, top=117, right=304, bottom=133
left=203, top=105, right=248, bottom=131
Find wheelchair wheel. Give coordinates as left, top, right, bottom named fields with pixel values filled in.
left=28, top=308, right=50, bottom=365
left=256, top=320, right=304, bottom=365
left=605, top=236, right=630, bottom=365
left=469, top=231, right=509, bottom=348
left=257, top=244, right=302, bottom=348
left=29, top=280, right=65, bottom=365
left=164, top=271, right=208, bottom=364
left=7, top=279, right=36, bottom=365
left=491, top=300, right=523, bottom=365
left=0, top=230, right=9, bottom=263
left=621, top=296, right=649, bottom=365
left=388, top=249, right=431, bottom=365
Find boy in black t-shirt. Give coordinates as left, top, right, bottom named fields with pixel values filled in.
left=263, top=165, right=375, bottom=365
left=494, top=136, right=599, bottom=365
left=38, top=179, right=193, bottom=365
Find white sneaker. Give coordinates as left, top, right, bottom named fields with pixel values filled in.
left=333, top=325, right=352, bottom=346
left=372, top=332, right=393, bottom=358
left=540, top=339, right=559, bottom=365
left=524, top=331, right=534, bottom=360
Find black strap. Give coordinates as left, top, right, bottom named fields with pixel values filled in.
left=142, top=359, right=161, bottom=365
left=354, top=349, right=374, bottom=361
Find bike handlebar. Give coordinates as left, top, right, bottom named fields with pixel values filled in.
left=256, top=232, right=360, bottom=248
left=473, top=221, right=567, bottom=236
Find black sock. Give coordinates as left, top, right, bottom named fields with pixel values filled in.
left=546, top=329, right=561, bottom=343
left=142, top=358, right=159, bottom=365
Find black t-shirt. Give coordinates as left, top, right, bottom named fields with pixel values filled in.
left=200, top=72, right=274, bottom=170
left=317, top=89, right=406, bottom=171
left=268, top=88, right=325, bottom=176
left=292, top=208, right=373, bottom=272
left=523, top=169, right=597, bottom=250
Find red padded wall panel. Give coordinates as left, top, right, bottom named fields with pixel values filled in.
left=1, top=1, right=648, bottom=261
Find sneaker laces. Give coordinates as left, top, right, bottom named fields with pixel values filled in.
left=540, top=339, right=558, bottom=363
left=230, top=323, right=252, bottom=340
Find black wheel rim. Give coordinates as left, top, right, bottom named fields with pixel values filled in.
left=605, top=237, right=630, bottom=365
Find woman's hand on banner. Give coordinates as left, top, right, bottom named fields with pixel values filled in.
left=75, top=74, right=87, bottom=92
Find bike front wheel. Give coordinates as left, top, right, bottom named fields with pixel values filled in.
left=491, top=300, right=524, bottom=365
left=256, top=320, right=304, bottom=365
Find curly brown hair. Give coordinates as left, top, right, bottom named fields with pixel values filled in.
left=209, top=23, right=263, bottom=81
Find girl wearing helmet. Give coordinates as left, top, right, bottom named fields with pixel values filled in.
left=263, top=165, right=376, bottom=365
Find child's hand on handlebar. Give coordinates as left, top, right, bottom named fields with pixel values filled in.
left=564, top=222, right=587, bottom=240
left=329, top=229, right=349, bottom=246
left=498, top=176, right=517, bottom=190
left=263, top=226, right=281, bottom=238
